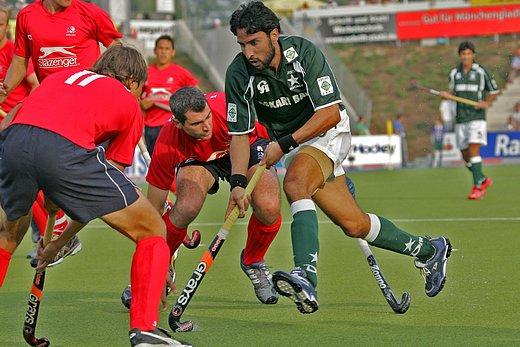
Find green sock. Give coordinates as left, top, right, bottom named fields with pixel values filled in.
left=465, top=162, right=472, bottom=172
left=369, top=216, right=433, bottom=262
left=470, top=162, right=486, bottom=186
left=291, top=210, right=319, bottom=287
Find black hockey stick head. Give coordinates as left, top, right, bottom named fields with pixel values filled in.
left=23, top=335, right=50, bottom=347
left=384, top=288, right=411, bottom=314
left=169, top=306, right=194, bottom=333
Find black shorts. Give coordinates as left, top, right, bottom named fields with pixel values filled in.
left=178, top=138, right=270, bottom=194
left=0, top=125, right=139, bottom=223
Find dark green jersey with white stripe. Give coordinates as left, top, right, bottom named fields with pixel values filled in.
left=448, top=62, right=499, bottom=124
left=225, top=35, right=344, bottom=140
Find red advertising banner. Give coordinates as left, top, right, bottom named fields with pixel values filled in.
left=397, top=5, right=520, bottom=40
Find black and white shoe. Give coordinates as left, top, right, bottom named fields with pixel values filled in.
left=129, top=327, right=192, bottom=346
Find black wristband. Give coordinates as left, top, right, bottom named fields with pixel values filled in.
left=230, top=174, right=247, bottom=191
left=277, top=134, right=299, bottom=153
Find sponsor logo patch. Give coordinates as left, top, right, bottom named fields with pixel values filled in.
left=227, top=103, right=237, bottom=122
left=257, top=80, right=270, bottom=94
left=66, top=26, right=76, bottom=37
left=317, top=76, right=333, bottom=96
left=283, top=47, right=298, bottom=62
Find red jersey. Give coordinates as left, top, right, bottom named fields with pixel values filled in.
left=12, top=68, right=142, bottom=166
left=143, top=63, right=199, bottom=127
left=147, top=92, right=268, bottom=190
left=14, top=0, right=122, bottom=81
left=0, top=40, right=35, bottom=114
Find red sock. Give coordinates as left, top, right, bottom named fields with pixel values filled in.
left=31, top=201, right=47, bottom=237
left=243, top=214, right=281, bottom=265
left=129, top=236, right=169, bottom=331
left=0, top=248, right=12, bottom=288
left=52, top=210, right=68, bottom=236
left=35, top=191, right=48, bottom=237
left=163, top=211, right=187, bottom=258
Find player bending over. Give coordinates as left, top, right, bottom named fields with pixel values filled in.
left=0, top=45, right=189, bottom=347
left=121, top=86, right=282, bottom=308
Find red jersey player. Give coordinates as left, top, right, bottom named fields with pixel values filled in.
left=141, top=35, right=199, bottom=155
left=0, top=7, right=38, bottom=115
left=0, top=0, right=122, bottom=267
left=121, top=87, right=282, bottom=310
left=0, top=45, right=190, bottom=347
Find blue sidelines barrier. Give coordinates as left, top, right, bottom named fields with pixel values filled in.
left=481, top=131, right=520, bottom=158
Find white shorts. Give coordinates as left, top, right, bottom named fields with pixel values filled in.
left=455, top=120, right=487, bottom=150
left=282, top=108, right=351, bottom=180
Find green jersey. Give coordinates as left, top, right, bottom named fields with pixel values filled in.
left=225, top=35, right=344, bottom=140
left=448, top=62, right=499, bottom=124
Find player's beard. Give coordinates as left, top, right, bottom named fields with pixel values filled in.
left=252, top=40, right=276, bottom=71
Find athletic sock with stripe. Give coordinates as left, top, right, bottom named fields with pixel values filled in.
left=290, top=199, right=319, bottom=288
left=365, top=214, right=434, bottom=261
left=470, top=156, right=486, bottom=187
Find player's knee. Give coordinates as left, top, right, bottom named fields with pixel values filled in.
left=283, top=178, right=312, bottom=202
left=339, top=216, right=370, bottom=239
left=254, top=205, right=280, bottom=225
left=173, top=203, right=200, bottom=227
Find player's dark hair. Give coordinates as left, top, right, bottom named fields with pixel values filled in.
left=155, top=35, right=175, bottom=50
left=91, top=44, right=148, bottom=87
left=458, top=41, right=475, bottom=54
left=230, top=1, right=280, bottom=36
left=169, top=87, right=206, bottom=124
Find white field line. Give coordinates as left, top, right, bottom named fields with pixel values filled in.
left=86, top=216, right=520, bottom=229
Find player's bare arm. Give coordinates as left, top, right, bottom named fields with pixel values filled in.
left=0, top=55, right=29, bottom=103
left=476, top=94, right=497, bottom=109
left=291, top=103, right=341, bottom=146
left=26, top=72, right=39, bottom=93
left=36, top=220, right=86, bottom=270
left=227, top=134, right=252, bottom=218
left=261, top=103, right=341, bottom=170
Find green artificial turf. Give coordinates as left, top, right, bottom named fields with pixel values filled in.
left=2, top=164, right=520, bottom=346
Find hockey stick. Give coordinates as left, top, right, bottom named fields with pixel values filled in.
left=169, top=164, right=266, bottom=332
left=357, top=239, right=410, bottom=314
left=23, top=212, right=56, bottom=347
left=410, top=80, right=479, bottom=107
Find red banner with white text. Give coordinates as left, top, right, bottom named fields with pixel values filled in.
left=397, top=5, right=520, bottom=40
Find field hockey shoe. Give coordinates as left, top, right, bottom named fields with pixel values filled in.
left=129, top=327, right=192, bottom=347
left=30, top=234, right=82, bottom=268
left=414, top=237, right=452, bottom=297
left=479, top=177, right=492, bottom=191
left=272, top=267, right=319, bottom=314
left=47, top=234, right=82, bottom=267
left=468, top=186, right=485, bottom=200
left=240, top=250, right=278, bottom=304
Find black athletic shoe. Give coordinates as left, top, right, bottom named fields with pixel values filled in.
left=129, top=327, right=192, bottom=346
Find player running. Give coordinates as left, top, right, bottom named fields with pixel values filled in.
left=225, top=1, right=452, bottom=314
left=122, top=87, right=282, bottom=308
left=0, top=45, right=190, bottom=347
left=439, top=41, right=499, bottom=200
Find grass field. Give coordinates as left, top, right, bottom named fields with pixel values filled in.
left=2, top=164, right=520, bottom=347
